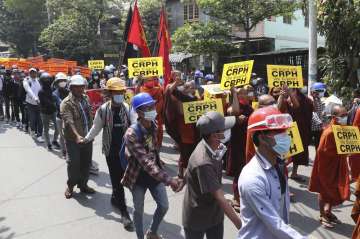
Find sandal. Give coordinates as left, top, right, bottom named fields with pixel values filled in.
left=64, top=187, right=73, bottom=199
left=327, top=212, right=342, bottom=224
left=319, top=215, right=335, bottom=228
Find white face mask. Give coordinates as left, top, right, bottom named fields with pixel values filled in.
left=113, top=94, right=124, bottom=104
left=214, top=143, right=227, bottom=161
left=319, top=92, right=325, bottom=98
left=248, top=92, right=254, bottom=97
left=143, top=110, right=157, bottom=121
left=177, top=85, right=185, bottom=92
left=272, top=132, right=292, bottom=158
left=336, top=116, right=348, bottom=125
left=58, top=82, right=67, bottom=88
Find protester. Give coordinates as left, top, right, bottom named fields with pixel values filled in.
left=121, top=92, right=181, bottom=239
left=38, top=72, right=60, bottom=151
left=60, top=75, right=95, bottom=199
left=349, top=89, right=360, bottom=181
left=310, top=82, right=326, bottom=150
left=278, top=85, right=313, bottom=182
left=176, top=111, right=241, bottom=239
left=238, top=106, right=306, bottom=238
left=3, top=69, right=13, bottom=122
left=83, top=77, right=134, bottom=231
left=10, top=69, right=22, bottom=127
left=24, top=68, right=44, bottom=142
left=17, top=72, right=29, bottom=132
left=308, top=105, right=350, bottom=228
left=53, top=72, right=70, bottom=158
left=226, top=87, right=253, bottom=211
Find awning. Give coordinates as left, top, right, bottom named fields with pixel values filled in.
left=169, top=53, right=193, bottom=63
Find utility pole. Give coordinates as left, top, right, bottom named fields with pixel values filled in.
left=308, top=0, right=317, bottom=95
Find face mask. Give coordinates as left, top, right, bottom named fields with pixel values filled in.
left=336, top=116, right=348, bottom=125
left=248, top=92, right=254, bottom=97
left=214, top=143, right=227, bottom=161
left=93, top=76, right=99, bottom=80
left=143, top=110, right=157, bottom=121
left=319, top=92, right=325, bottom=98
left=58, top=82, right=67, bottom=88
left=177, top=85, right=185, bottom=92
left=272, top=132, right=291, bottom=158
left=113, top=94, right=124, bottom=104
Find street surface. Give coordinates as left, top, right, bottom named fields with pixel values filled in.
left=0, top=122, right=356, bottom=239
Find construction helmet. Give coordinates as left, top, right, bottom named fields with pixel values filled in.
left=247, top=106, right=293, bottom=133
left=69, top=75, right=86, bottom=86
left=132, top=93, right=155, bottom=110
left=55, top=72, right=68, bottom=81
left=105, top=77, right=126, bottom=91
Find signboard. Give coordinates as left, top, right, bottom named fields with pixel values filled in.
left=88, top=60, right=105, bottom=70
left=286, top=122, right=304, bottom=158
left=182, top=99, right=224, bottom=124
left=332, top=125, right=360, bottom=154
left=267, top=65, right=303, bottom=88
left=125, top=89, right=135, bottom=105
left=128, top=57, right=163, bottom=78
left=220, top=60, right=254, bottom=90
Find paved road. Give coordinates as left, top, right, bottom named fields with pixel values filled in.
left=0, top=122, right=356, bottom=239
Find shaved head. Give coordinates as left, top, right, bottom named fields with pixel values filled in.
left=258, top=94, right=276, bottom=108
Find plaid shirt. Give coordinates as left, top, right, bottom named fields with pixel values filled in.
left=311, top=97, right=325, bottom=131
left=121, top=122, right=171, bottom=190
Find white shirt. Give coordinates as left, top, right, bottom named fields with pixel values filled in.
left=237, top=153, right=307, bottom=239
left=23, top=77, right=41, bottom=105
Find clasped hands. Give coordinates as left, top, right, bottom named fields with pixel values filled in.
left=169, top=177, right=185, bottom=193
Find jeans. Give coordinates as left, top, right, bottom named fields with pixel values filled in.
left=56, top=117, right=66, bottom=153
left=66, top=140, right=92, bottom=188
left=131, top=183, right=169, bottom=239
left=184, top=222, right=224, bottom=239
left=11, top=98, right=21, bottom=122
left=21, top=102, right=29, bottom=129
left=4, top=96, right=10, bottom=120
left=106, top=146, right=127, bottom=212
left=41, top=112, right=59, bottom=146
left=27, top=103, right=43, bottom=136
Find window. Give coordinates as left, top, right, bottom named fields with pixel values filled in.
left=184, top=2, right=199, bottom=23
left=283, top=15, right=292, bottom=24
left=304, top=12, right=309, bottom=27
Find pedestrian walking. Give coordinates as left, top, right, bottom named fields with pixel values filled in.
left=60, top=75, right=95, bottom=199
left=238, top=106, right=306, bottom=238
left=83, top=77, right=134, bottom=231
left=121, top=92, right=181, bottom=239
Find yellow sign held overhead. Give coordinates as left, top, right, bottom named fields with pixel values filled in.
left=182, top=99, right=224, bottom=124
left=88, top=60, right=105, bottom=70
left=286, top=122, right=304, bottom=158
left=267, top=65, right=303, bottom=88
left=220, top=60, right=254, bottom=90
left=332, top=125, right=360, bottom=154
left=128, top=57, right=163, bottom=78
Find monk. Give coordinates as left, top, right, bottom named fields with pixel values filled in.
left=352, top=176, right=360, bottom=239
left=278, top=85, right=313, bottom=182
left=245, top=94, right=277, bottom=163
left=349, top=106, right=360, bottom=181
left=308, top=105, right=350, bottom=228
left=139, top=76, right=165, bottom=147
left=226, top=87, right=253, bottom=211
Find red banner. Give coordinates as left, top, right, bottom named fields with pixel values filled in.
left=86, top=89, right=104, bottom=117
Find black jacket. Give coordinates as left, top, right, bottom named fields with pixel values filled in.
left=38, top=86, right=57, bottom=114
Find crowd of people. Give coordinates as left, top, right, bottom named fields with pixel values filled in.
left=2, top=63, right=360, bottom=239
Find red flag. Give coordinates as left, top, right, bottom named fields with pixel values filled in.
left=127, top=0, right=151, bottom=57
left=157, top=7, right=172, bottom=87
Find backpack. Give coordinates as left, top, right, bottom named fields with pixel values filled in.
left=119, top=123, right=144, bottom=171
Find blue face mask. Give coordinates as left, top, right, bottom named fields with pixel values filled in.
left=272, top=132, right=291, bottom=157
left=113, top=94, right=124, bottom=104
left=143, top=110, right=157, bottom=121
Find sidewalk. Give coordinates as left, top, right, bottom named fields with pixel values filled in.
left=0, top=122, right=355, bottom=239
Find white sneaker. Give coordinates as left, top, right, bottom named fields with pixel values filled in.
left=37, top=136, right=44, bottom=143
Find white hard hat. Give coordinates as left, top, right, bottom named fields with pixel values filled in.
left=55, top=72, right=68, bottom=81
left=69, top=75, right=86, bottom=86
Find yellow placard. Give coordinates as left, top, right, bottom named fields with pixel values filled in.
left=124, top=90, right=134, bottom=105
left=220, top=60, right=254, bottom=90
left=267, top=65, right=303, bottom=88
left=286, top=122, right=304, bottom=158
left=182, top=99, right=224, bottom=124
left=332, top=125, right=360, bottom=154
left=128, top=57, right=163, bottom=78
left=88, top=60, right=105, bottom=70
left=252, top=101, right=259, bottom=110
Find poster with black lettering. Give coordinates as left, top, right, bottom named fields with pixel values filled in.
left=128, top=57, right=163, bottom=78
left=332, top=125, right=360, bottom=154
left=182, top=99, right=224, bottom=124
left=220, top=60, right=254, bottom=90
left=286, top=122, right=304, bottom=158
left=267, top=65, right=303, bottom=88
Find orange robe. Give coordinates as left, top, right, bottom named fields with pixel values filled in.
left=308, top=120, right=350, bottom=206
left=352, top=177, right=360, bottom=239
left=140, top=85, right=164, bottom=147
left=245, top=130, right=255, bottom=164
left=350, top=108, right=360, bottom=180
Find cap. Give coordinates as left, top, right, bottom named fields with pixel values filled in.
left=196, top=111, right=235, bottom=136
left=29, top=68, right=37, bottom=73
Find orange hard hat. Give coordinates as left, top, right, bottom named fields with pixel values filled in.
left=247, top=106, right=293, bottom=133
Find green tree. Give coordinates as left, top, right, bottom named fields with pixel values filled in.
left=172, top=21, right=235, bottom=73
left=317, top=0, right=360, bottom=94
left=0, top=0, right=48, bottom=56
left=196, top=0, right=298, bottom=57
